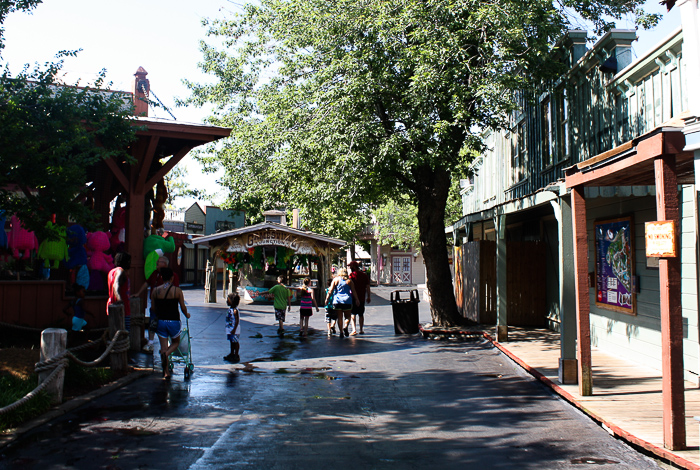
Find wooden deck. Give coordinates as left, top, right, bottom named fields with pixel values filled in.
left=491, top=327, right=700, bottom=469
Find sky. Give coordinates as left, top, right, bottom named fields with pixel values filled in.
left=0, top=0, right=682, bottom=209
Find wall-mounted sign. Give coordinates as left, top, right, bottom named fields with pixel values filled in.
left=215, top=220, right=237, bottom=232
left=645, top=221, right=676, bottom=258
left=594, top=216, right=635, bottom=315
left=186, top=222, right=203, bottom=232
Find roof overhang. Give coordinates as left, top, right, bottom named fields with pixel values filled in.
left=192, top=222, right=346, bottom=255
left=565, top=124, right=693, bottom=188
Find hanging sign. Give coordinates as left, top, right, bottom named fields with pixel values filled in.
left=594, top=216, right=635, bottom=315
left=645, top=221, right=676, bottom=258
left=247, top=229, right=301, bottom=250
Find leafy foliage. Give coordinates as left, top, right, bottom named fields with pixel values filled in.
left=187, top=0, right=658, bottom=324
left=0, top=55, right=136, bottom=238
left=163, top=164, right=215, bottom=209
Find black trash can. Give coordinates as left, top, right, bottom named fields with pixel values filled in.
left=390, top=289, right=420, bottom=334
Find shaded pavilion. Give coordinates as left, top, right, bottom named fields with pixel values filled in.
left=0, top=67, right=231, bottom=329
left=192, top=222, right=346, bottom=304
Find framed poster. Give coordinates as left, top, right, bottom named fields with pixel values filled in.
left=594, top=216, right=636, bottom=315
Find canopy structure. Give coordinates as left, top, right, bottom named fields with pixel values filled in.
left=193, top=222, right=346, bottom=303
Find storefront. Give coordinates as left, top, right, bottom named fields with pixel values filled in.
left=192, top=222, right=346, bottom=304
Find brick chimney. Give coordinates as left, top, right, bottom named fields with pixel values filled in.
left=132, top=67, right=149, bottom=117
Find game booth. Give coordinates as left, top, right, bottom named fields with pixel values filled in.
left=192, top=222, right=346, bottom=305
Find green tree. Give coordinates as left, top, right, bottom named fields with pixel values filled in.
left=163, top=164, right=214, bottom=209
left=187, top=0, right=658, bottom=326
left=0, top=56, right=136, bottom=239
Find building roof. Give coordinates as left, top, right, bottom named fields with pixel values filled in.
left=192, top=221, right=346, bottom=249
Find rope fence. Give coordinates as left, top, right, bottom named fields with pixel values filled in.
left=0, top=329, right=129, bottom=417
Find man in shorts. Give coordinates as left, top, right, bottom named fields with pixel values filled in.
left=268, top=276, right=291, bottom=334
left=348, top=260, right=371, bottom=334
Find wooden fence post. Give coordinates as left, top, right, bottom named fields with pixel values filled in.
left=108, top=304, right=128, bottom=372
left=39, top=328, right=67, bottom=404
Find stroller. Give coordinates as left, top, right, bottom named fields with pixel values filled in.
left=168, top=317, right=195, bottom=379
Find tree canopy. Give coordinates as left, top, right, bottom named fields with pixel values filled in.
left=187, top=0, right=658, bottom=325
left=0, top=56, right=136, bottom=239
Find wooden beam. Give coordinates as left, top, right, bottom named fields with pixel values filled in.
left=103, top=157, right=129, bottom=192
left=655, top=154, right=686, bottom=451
left=135, top=136, right=160, bottom=192
left=144, top=146, right=194, bottom=190
left=571, top=186, right=593, bottom=396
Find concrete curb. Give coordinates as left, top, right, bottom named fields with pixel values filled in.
left=0, top=367, right=153, bottom=452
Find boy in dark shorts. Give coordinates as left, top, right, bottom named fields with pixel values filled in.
left=267, top=276, right=291, bottom=334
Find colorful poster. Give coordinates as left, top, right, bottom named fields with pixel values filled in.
left=594, top=216, right=635, bottom=315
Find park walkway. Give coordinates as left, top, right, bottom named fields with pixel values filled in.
left=490, top=327, right=700, bottom=469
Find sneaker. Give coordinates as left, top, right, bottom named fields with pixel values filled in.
left=350, top=331, right=358, bottom=336
left=331, top=326, right=336, bottom=334
left=143, top=342, right=154, bottom=352
left=344, top=327, right=349, bottom=336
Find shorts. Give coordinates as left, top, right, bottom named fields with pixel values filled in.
left=325, top=308, right=337, bottom=323
left=352, top=302, right=366, bottom=316
left=148, top=308, right=158, bottom=332
left=157, top=319, right=182, bottom=339
left=333, top=303, right=352, bottom=312
left=274, top=308, right=286, bottom=322
left=300, top=308, right=313, bottom=317
left=228, top=333, right=240, bottom=343
left=72, top=316, right=87, bottom=331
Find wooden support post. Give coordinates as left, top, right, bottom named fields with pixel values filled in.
left=655, top=155, right=686, bottom=451
left=552, top=197, right=578, bottom=384
left=571, top=186, right=593, bottom=396
left=129, top=297, right=142, bottom=352
left=108, top=304, right=128, bottom=372
left=39, top=328, right=67, bottom=404
left=496, top=214, right=508, bottom=342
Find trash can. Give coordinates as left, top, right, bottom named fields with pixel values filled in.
left=390, top=289, right=420, bottom=334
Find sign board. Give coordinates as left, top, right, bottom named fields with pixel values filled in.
left=223, top=229, right=319, bottom=255
left=594, top=216, right=635, bottom=315
left=186, top=222, right=203, bottom=232
left=645, top=221, right=676, bottom=258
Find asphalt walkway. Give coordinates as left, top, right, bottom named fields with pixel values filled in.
left=184, top=285, right=700, bottom=468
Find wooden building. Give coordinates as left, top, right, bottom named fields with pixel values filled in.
left=450, top=3, right=700, bottom=450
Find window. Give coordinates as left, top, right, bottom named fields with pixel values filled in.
left=512, top=120, right=527, bottom=182
left=555, top=89, right=570, bottom=161
left=541, top=97, right=553, bottom=168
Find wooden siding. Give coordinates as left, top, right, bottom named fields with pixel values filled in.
left=0, top=281, right=109, bottom=329
left=462, top=30, right=685, bottom=218
left=507, top=241, right=547, bottom=327
left=584, top=187, right=698, bottom=381
left=462, top=241, right=496, bottom=324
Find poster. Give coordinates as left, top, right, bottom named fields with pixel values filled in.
left=594, top=216, right=635, bottom=315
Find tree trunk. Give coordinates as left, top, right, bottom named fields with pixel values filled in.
left=413, top=166, right=463, bottom=327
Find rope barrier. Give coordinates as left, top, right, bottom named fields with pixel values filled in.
left=0, top=359, right=67, bottom=416
left=0, top=329, right=130, bottom=416
left=0, top=321, right=43, bottom=333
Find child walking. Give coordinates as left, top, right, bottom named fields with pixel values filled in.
left=299, top=278, right=319, bottom=336
left=268, top=276, right=291, bottom=335
left=224, top=293, right=241, bottom=363
left=324, top=278, right=337, bottom=336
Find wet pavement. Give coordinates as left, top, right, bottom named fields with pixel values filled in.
left=0, top=287, right=664, bottom=469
